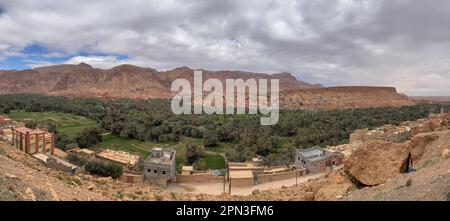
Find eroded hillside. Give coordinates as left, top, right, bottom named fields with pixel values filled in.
left=0, top=63, right=415, bottom=109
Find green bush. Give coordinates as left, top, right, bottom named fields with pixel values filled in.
left=67, top=154, right=88, bottom=166
left=75, top=127, right=103, bottom=148
left=406, top=178, right=413, bottom=187
left=24, top=120, right=37, bottom=129
left=193, top=158, right=207, bottom=171
left=67, top=154, right=123, bottom=179
left=85, top=160, right=123, bottom=179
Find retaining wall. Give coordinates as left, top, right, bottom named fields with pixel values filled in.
left=176, top=173, right=223, bottom=184
left=257, top=169, right=306, bottom=184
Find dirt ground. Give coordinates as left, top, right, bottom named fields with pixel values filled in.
left=167, top=173, right=326, bottom=196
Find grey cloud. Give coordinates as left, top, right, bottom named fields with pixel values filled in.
left=0, top=0, right=450, bottom=95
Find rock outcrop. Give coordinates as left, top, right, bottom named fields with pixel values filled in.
left=409, top=134, right=439, bottom=166
left=345, top=140, right=411, bottom=186
left=312, top=171, right=356, bottom=201
left=0, top=64, right=319, bottom=100
left=349, top=113, right=450, bottom=144
left=281, top=86, right=414, bottom=110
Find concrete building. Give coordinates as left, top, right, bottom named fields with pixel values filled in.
left=11, top=127, right=55, bottom=156
left=295, top=146, right=344, bottom=174
left=143, top=147, right=176, bottom=186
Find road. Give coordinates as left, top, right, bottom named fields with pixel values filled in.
left=167, top=173, right=325, bottom=196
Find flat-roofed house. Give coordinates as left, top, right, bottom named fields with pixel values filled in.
left=295, top=146, right=344, bottom=174
left=96, top=149, right=140, bottom=169
left=143, top=147, right=176, bottom=186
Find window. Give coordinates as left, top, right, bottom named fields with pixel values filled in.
left=147, top=169, right=150, bottom=172
left=162, top=171, right=166, bottom=175
left=154, top=170, right=157, bottom=173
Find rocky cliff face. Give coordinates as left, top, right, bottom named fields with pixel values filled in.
left=282, top=86, right=414, bottom=109
left=0, top=63, right=414, bottom=109
left=0, top=63, right=318, bottom=99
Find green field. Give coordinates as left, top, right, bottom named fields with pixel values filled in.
left=8, top=111, right=99, bottom=138
left=203, top=153, right=226, bottom=169
left=8, top=111, right=226, bottom=169
left=89, top=134, right=154, bottom=158
left=90, top=134, right=226, bottom=170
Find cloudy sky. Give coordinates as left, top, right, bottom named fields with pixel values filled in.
left=0, top=0, right=450, bottom=96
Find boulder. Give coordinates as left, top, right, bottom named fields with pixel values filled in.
left=314, top=172, right=354, bottom=201
left=409, top=134, right=439, bottom=166
left=304, top=192, right=315, bottom=201
left=411, top=122, right=433, bottom=136
left=430, top=118, right=444, bottom=130
left=345, top=140, right=411, bottom=186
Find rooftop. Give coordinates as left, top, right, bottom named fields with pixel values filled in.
left=144, top=147, right=175, bottom=166
left=182, top=166, right=194, bottom=171
left=228, top=162, right=264, bottom=170
left=97, top=149, right=140, bottom=166
left=14, top=127, right=47, bottom=135
left=229, top=170, right=254, bottom=179
left=75, top=148, right=95, bottom=155
left=297, top=146, right=331, bottom=162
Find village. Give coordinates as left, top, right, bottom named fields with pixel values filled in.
left=1, top=110, right=449, bottom=195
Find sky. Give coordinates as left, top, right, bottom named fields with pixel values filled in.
left=0, top=0, right=450, bottom=96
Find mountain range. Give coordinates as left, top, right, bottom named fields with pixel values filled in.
left=0, top=63, right=414, bottom=109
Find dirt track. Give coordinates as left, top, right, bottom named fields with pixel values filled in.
left=167, top=173, right=325, bottom=196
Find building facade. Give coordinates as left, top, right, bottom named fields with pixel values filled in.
left=143, top=147, right=176, bottom=186
left=11, top=127, right=55, bottom=155
left=295, top=146, right=344, bottom=174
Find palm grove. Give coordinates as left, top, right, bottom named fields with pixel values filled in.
left=0, top=94, right=447, bottom=167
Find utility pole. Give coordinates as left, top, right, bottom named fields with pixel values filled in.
left=227, top=169, right=231, bottom=195
left=223, top=173, right=226, bottom=193
left=229, top=177, right=232, bottom=195
left=295, top=170, right=298, bottom=187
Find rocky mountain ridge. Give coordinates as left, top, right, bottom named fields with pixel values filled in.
left=0, top=63, right=414, bottom=109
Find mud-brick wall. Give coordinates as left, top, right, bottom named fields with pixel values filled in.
left=230, top=177, right=254, bottom=188
left=176, top=173, right=223, bottom=184
left=257, top=169, right=306, bottom=184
